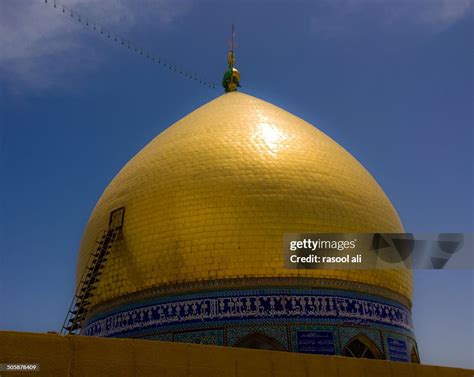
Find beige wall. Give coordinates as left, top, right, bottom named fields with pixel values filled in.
left=0, top=331, right=471, bottom=377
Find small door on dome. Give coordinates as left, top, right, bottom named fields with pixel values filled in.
left=109, top=207, right=125, bottom=228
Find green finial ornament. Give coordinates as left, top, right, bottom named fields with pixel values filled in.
left=222, top=24, right=241, bottom=92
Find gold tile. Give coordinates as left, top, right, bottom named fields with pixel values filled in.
left=77, top=92, right=411, bottom=309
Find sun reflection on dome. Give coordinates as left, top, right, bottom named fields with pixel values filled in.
left=253, top=122, right=286, bottom=156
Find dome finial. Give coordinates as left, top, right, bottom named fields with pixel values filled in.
left=222, top=24, right=241, bottom=92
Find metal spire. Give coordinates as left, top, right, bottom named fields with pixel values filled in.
left=222, top=24, right=241, bottom=92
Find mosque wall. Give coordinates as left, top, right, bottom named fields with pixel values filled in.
left=0, top=331, right=470, bottom=377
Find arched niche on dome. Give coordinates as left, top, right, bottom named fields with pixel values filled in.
left=342, top=334, right=383, bottom=359
left=410, top=346, right=420, bottom=363
left=234, top=332, right=285, bottom=351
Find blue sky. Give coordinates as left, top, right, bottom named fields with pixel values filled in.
left=1, top=0, right=473, bottom=370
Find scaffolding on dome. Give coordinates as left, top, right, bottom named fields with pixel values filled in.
left=61, top=207, right=125, bottom=335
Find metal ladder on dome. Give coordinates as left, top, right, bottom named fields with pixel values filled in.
left=61, top=207, right=125, bottom=335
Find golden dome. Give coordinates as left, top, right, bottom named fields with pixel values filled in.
left=78, top=92, right=411, bottom=309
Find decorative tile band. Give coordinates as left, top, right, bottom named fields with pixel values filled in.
left=82, top=288, right=413, bottom=338
left=86, top=277, right=412, bottom=317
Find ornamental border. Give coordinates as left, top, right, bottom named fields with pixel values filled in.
left=82, top=288, right=413, bottom=338
left=86, top=277, right=412, bottom=319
